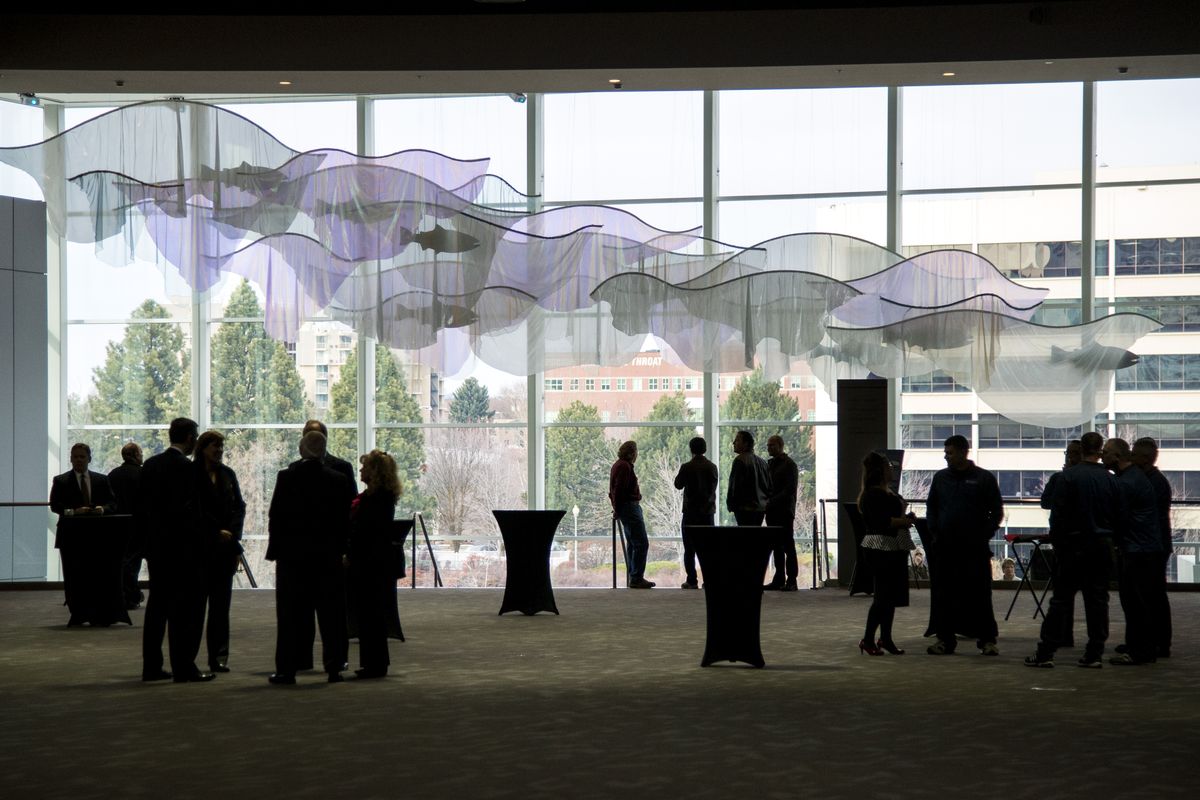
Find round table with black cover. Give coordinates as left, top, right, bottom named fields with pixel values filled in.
left=55, top=513, right=134, bottom=627
left=493, top=510, right=565, bottom=616
left=690, top=525, right=779, bottom=668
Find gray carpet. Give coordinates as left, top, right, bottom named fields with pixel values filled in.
left=1, top=586, right=1196, bottom=799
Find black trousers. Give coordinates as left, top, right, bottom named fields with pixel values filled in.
left=1152, top=551, right=1173, bottom=653
left=766, top=515, right=797, bottom=584
left=274, top=557, right=348, bottom=675
left=350, top=564, right=393, bottom=671
left=680, top=512, right=714, bottom=584
left=1038, top=536, right=1112, bottom=659
left=205, top=551, right=238, bottom=668
left=141, top=556, right=206, bottom=677
left=933, top=547, right=998, bottom=647
left=1118, top=552, right=1161, bottom=661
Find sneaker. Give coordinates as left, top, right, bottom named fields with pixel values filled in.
left=680, top=581, right=699, bottom=590
left=1108, top=652, right=1146, bottom=666
left=1024, top=655, right=1054, bottom=668
left=1076, top=656, right=1102, bottom=669
left=927, top=641, right=955, bottom=655
left=628, top=578, right=655, bottom=589
left=780, top=582, right=799, bottom=592
left=980, top=642, right=1000, bottom=656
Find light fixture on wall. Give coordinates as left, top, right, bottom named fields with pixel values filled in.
left=18, top=92, right=39, bottom=107
left=609, top=79, right=622, bottom=90
left=508, top=92, right=527, bottom=103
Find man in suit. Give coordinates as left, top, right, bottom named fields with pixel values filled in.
left=764, top=435, right=800, bottom=592
left=292, top=419, right=356, bottom=485
left=674, top=436, right=719, bottom=589
left=50, top=443, right=118, bottom=624
left=267, top=430, right=357, bottom=685
left=138, top=418, right=213, bottom=683
left=107, top=442, right=145, bottom=609
left=726, top=430, right=771, bottom=527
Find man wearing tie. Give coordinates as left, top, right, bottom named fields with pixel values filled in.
left=49, top=443, right=117, bottom=624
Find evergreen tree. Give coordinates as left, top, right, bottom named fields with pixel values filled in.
left=210, top=280, right=307, bottom=429
left=330, top=343, right=426, bottom=497
left=545, top=400, right=616, bottom=535
left=636, top=392, right=697, bottom=466
left=86, top=298, right=190, bottom=467
left=448, top=377, right=494, bottom=423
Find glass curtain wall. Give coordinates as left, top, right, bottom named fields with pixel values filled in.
left=35, top=76, right=1200, bottom=588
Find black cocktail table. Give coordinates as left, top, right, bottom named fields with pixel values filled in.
left=493, top=510, right=566, bottom=616
left=690, top=525, right=778, bottom=667
left=55, top=514, right=134, bottom=626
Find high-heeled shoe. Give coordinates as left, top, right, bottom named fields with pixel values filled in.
left=859, top=639, right=884, bottom=656
left=877, top=639, right=905, bottom=655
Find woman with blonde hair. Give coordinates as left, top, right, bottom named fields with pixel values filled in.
left=348, top=449, right=401, bottom=679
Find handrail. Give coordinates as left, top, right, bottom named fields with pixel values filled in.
left=0, top=502, right=50, bottom=507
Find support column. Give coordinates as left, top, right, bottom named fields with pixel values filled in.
left=885, top=86, right=904, bottom=449
left=1081, top=82, right=1097, bottom=431
left=356, top=96, right=376, bottom=456
left=526, top=93, right=545, bottom=509
left=44, top=104, right=65, bottom=581
left=702, top=90, right=720, bottom=455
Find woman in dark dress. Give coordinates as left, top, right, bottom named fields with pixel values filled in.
left=194, top=430, right=246, bottom=672
left=348, top=449, right=401, bottom=679
left=857, top=451, right=914, bottom=656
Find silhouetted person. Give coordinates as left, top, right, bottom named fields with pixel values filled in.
left=1040, top=440, right=1082, bottom=518
left=764, top=435, right=800, bottom=591
left=50, top=443, right=116, bottom=518
left=925, top=435, right=1003, bottom=656
left=674, top=436, right=718, bottom=589
left=348, top=449, right=402, bottom=680
left=1103, top=437, right=1162, bottom=666
left=291, top=419, right=356, bottom=485
left=610, top=440, right=654, bottom=588
left=726, top=430, right=770, bottom=526
left=1131, top=436, right=1172, bottom=659
left=266, top=431, right=356, bottom=684
left=50, top=442, right=118, bottom=625
left=107, top=442, right=145, bottom=609
left=139, top=418, right=213, bottom=683
left=857, top=451, right=915, bottom=656
left=1026, top=431, right=1122, bottom=668
left=193, top=431, right=245, bottom=673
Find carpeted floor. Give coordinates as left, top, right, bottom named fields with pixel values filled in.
left=1, top=585, right=1196, bottom=799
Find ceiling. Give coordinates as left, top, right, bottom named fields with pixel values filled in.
left=2, top=4, right=1198, bottom=104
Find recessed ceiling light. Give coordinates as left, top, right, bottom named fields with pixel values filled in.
left=608, top=79, right=621, bottom=85
left=942, top=72, right=956, bottom=77
left=1044, top=61, right=1054, bottom=65
left=278, top=80, right=292, bottom=86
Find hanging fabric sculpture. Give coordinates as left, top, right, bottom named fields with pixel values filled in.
left=0, top=100, right=1159, bottom=427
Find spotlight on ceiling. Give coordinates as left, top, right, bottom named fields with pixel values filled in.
left=609, top=79, right=623, bottom=90
left=508, top=92, right=527, bottom=104
left=18, top=92, right=40, bottom=107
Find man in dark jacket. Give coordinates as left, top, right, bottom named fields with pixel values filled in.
left=49, top=443, right=118, bottom=625
left=764, top=435, right=800, bottom=591
left=726, top=430, right=771, bottom=527
left=925, top=435, right=1003, bottom=656
left=1026, top=431, right=1123, bottom=668
left=1103, top=437, right=1162, bottom=666
left=674, top=437, right=719, bottom=589
left=267, top=431, right=357, bottom=684
left=107, top=442, right=144, bottom=609
left=292, top=419, right=356, bottom=485
left=138, top=418, right=212, bottom=683
left=1132, top=436, right=1173, bottom=659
